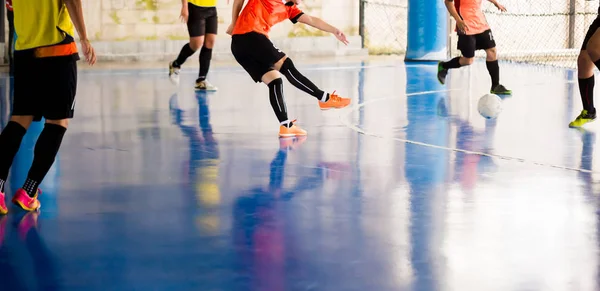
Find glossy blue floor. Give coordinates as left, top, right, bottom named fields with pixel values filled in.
left=0, top=59, right=597, bottom=290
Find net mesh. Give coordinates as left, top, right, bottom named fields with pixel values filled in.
left=361, top=0, right=408, bottom=55
left=360, top=0, right=599, bottom=68
left=473, top=0, right=598, bottom=68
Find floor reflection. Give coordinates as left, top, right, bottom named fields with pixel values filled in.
left=0, top=61, right=598, bottom=290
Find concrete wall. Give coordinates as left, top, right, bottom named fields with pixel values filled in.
left=80, top=0, right=365, bottom=61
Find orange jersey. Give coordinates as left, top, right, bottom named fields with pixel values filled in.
left=232, top=0, right=304, bottom=36
left=455, top=0, right=490, bottom=35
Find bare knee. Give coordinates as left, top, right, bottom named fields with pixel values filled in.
left=460, top=57, right=475, bottom=66
left=273, top=56, right=288, bottom=71
left=262, top=70, right=282, bottom=84
left=485, top=48, right=497, bottom=61
left=578, top=50, right=595, bottom=79
left=10, top=115, right=34, bottom=129
left=203, top=34, right=216, bottom=49
left=45, top=119, right=69, bottom=129
left=586, top=29, right=600, bottom=60
left=189, top=36, right=204, bottom=51
left=587, top=45, right=600, bottom=62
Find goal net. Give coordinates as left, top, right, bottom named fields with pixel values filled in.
left=361, top=0, right=408, bottom=55
left=361, top=0, right=598, bottom=69
left=470, top=0, right=598, bottom=68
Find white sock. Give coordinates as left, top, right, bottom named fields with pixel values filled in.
left=320, top=92, right=329, bottom=102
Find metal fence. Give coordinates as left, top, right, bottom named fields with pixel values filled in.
left=359, top=0, right=408, bottom=55
left=359, top=0, right=598, bottom=68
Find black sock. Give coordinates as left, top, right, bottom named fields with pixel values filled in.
left=198, top=47, right=212, bottom=82
left=280, top=58, right=329, bottom=102
left=579, top=76, right=595, bottom=113
left=486, top=60, right=500, bottom=89
left=24, top=123, right=67, bottom=197
left=268, top=78, right=292, bottom=127
left=442, top=57, right=462, bottom=69
left=0, top=121, right=27, bottom=192
left=174, top=43, right=196, bottom=67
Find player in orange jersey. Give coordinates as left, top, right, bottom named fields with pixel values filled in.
left=437, top=0, right=511, bottom=95
left=227, top=0, right=351, bottom=138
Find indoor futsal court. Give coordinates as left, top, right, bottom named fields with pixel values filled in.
left=0, top=59, right=597, bottom=290
left=2, top=0, right=600, bottom=290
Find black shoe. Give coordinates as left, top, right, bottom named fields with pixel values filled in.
left=437, top=62, right=448, bottom=85
left=491, top=84, right=512, bottom=95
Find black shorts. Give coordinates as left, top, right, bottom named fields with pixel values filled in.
left=13, top=51, right=78, bottom=121
left=457, top=29, right=496, bottom=58
left=582, top=16, right=600, bottom=51
left=187, top=3, right=218, bottom=37
left=231, top=32, right=286, bottom=83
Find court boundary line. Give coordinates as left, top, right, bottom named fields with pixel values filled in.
left=74, top=63, right=435, bottom=76
left=338, top=89, right=597, bottom=174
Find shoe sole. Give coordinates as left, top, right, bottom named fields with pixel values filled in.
left=437, top=65, right=446, bottom=85
left=169, top=75, right=180, bottom=85
left=569, top=122, right=594, bottom=128
left=437, top=73, right=446, bottom=85
left=320, top=104, right=351, bottom=110
left=279, top=133, right=307, bottom=138
left=12, top=198, right=40, bottom=212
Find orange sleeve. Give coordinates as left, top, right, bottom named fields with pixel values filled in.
left=286, top=3, right=304, bottom=23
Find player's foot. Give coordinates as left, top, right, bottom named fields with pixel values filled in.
left=437, top=62, right=448, bottom=85
left=0, top=192, right=7, bottom=215
left=491, top=84, right=512, bottom=95
left=169, top=61, right=180, bottom=85
left=319, top=91, right=351, bottom=110
left=279, top=120, right=307, bottom=138
left=569, top=109, right=597, bottom=128
left=12, top=189, right=41, bottom=212
left=195, top=79, right=218, bottom=91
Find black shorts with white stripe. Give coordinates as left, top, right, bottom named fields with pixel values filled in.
left=13, top=51, right=77, bottom=121
left=231, top=32, right=286, bottom=83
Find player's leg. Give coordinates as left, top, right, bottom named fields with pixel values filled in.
left=0, top=52, right=37, bottom=214
left=169, top=3, right=205, bottom=84
left=478, top=30, right=511, bottom=95
left=273, top=55, right=351, bottom=110
left=12, top=56, right=76, bottom=212
left=262, top=70, right=307, bottom=137
left=483, top=47, right=500, bottom=89
left=195, top=8, right=218, bottom=91
left=437, top=34, right=476, bottom=85
left=569, top=18, right=600, bottom=127
left=231, top=32, right=306, bottom=137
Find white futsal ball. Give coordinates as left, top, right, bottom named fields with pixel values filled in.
left=477, top=93, right=502, bottom=119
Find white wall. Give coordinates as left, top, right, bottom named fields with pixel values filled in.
left=82, top=0, right=359, bottom=41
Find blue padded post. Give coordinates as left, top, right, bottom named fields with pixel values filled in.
left=405, top=0, right=448, bottom=61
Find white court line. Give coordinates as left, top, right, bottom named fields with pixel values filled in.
left=76, top=62, right=436, bottom=76
left=78, top=63, right=392, bottom=76
left=339, top=89, right=598, bottom=174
